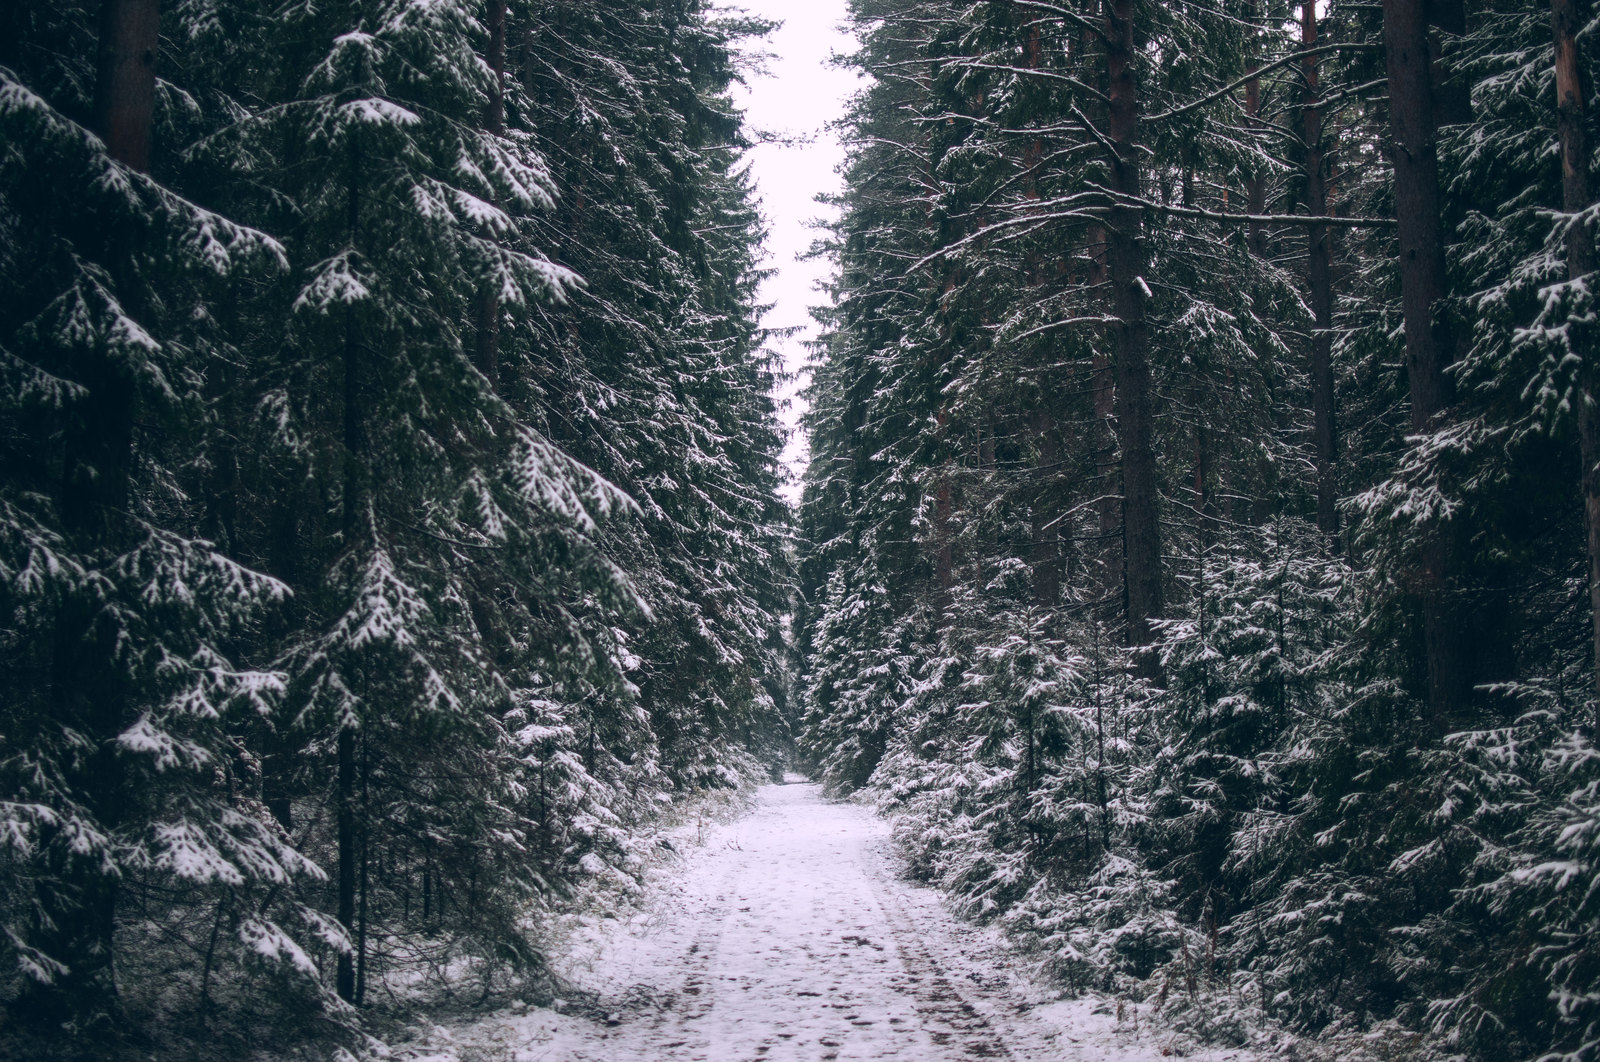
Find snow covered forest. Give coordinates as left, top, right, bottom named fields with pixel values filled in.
left=5, top=0, right=1600, bottom=1059
left=0, top=0, right=792, bottom=1055
left=793, top=1, right=1600, bottom=1060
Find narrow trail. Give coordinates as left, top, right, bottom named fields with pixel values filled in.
left=431, top=783, right=1262, bottom=1062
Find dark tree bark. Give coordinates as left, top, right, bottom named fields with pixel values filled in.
left=1303, top=3, right=1338, bottom=540
left=473, top=0, right=507, bottom=389
left=1384, top=0, right=1451, bottom=418
left=1088, top=236, right=1121, bottom=607
left=355, top=731, right=371, bottom=1006
left=485, top=0, right=506, bottom=136
left=1032, top=410, right=1062, bottom=606
left=262, top=501, right=299, bottom=832
left=1246, top=106, right=1266, bottom=254
left=93, top=0, right=159, bottom=172
left=1245, top=3, right=1267, bottom=258
left=1192, top=394, right=1213, bottom=546
left=934, top=409, right=955, bottom=617
left=1104, top=0, right=1163, bottom=648
left=336, top=728, right=357, bottom=1002
left=1020, top=20, right=1061, bottom=610
left=23, top=0, right=162, bottom=1026
left=1553, top=0, right=1600, bottom=732
left=336, top=136, right=366, bottom=1006
left=1382, top=0, right=1469, bottom=728
left=1073, top=8, right=1121, bottom=607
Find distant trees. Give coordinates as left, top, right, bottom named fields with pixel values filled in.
left=1, top=0, right=788, bottom=1053
left=798, top=1, right=1600, bottom=1058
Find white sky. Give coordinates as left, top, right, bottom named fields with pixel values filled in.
left=728, top=1, right=859, bottom=505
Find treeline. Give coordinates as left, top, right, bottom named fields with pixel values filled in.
left=797, top=1, right=1600, bottom=1059
left=0, top=0, right=788, bottom=1055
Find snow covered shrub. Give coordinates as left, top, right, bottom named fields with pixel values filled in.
left=1506, top=726, right=1600, bottom=1062
left=874, top=603, right=1180, bottom=986
left=1385, top=686, right=1600, bottom=1062
left=1004, top=853, right=1187, bottom=992
left=1226, top=676, right=1555, bottom=1048
left=1149, top=522, right=1351, bottom=924
left=801, top=568, right=924, bottom=794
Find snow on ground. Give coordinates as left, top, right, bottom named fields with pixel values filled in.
left=402, top=782, right=1266, bottom=1061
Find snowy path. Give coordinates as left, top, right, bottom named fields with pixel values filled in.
left=429, top=782, right=1261, bottom=1062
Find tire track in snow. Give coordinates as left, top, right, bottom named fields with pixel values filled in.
left=865, top=864, right=1015, bottom=1061
left=581, top=781, right=1006, bottom=1061
left=613, top=851, right=732, bottom=1061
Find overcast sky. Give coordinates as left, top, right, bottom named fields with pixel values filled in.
left=727, top=0, right=858, bottom=504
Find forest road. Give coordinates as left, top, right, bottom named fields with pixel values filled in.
left=446, top=782, right=1255, bottom=1062
left=563, top=781, right=1025, bottom=1062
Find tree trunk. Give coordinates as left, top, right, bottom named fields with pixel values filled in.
left=1076, top=9, right=1121, bottom=608
left=336, top=135, right=365, bottom=1005
left=1088, top=228, right=1121, bottom=606
left=1032, top=410, right=1062, bottom=606
left=473, top=0, right=506, bottom=389
left=355, top=731, right=370, bottom=1006
left=1382, top=0, right=1468, bottom=728
left=1104, top=0, right=1163, bottom=648
left=1245, top=3, right=1267, bottom=258
left=23, top=0, right=162, bottom=1026
left=263, top=500, right=298, bottom=832
left=1021, top=21, right=1060, bottom=610
left=93, top=0, right=159, bottom=173
left=1553, top=0, right=1600, bottom=732
left=202, top=281, right=242, bottom=555
left=484, top=0, right=506, bottom=137
left=1193, top=398, right=1212, bottom=547
left=934, top=407, right=954, bottom=617
left=336, top=728, right=356, bottom=1002
left=1303, top=3, right=1338, bottom=541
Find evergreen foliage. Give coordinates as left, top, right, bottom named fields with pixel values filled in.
left=13, top=0, right=1600, bottom=1056
left=0, top=0, right=789, bottom=1054
left=797, top=1, right=1600, bottom=1059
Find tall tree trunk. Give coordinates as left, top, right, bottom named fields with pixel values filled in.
left=1088, top=229, right=1121, bottom=606
left=976, top=419, right=995, bottom=591
left=1104, top=0, right=1163, bottom=648
left=336, top=136, right=365, bottom=1006
left=263, top=501, right=299, bottom=832
left=1193, top=396, right=1213, bottom=547
left=473, top=0, right=506, bottom=389
left=483, top=0, right=505, bottom=139
left=1303, top=3, right=1338, bottom=541
left=1077, top=7, right=1121, bottom=607
left=336, top=728, right=356, bottom=1001
left=355, top=731, right=371, bottom=1006
left=25, top=0, right=161, bottom=1025
left=934, top=407, right=955, bottom=618
left=1245, top=2, right=1267, bottom=258
left=93, top=0, right=159, bottom=172
left=1553, top=0, right=1600, bottom=732
left=1382, top=0, right=1468, bottom=728
left=1032, top=410, right=1062, bottom=606
left=1020, top=18, right=1060, bottom=610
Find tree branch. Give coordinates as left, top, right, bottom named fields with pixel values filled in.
left=1147, top=43, right=1385, bottom=124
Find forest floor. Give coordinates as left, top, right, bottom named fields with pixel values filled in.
left=396, top=779, right=1267, bottom=1062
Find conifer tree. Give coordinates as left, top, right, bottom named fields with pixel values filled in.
left=1, top=0, right=328, bottom=1033
left=3, top=0, right=791, bottom=1048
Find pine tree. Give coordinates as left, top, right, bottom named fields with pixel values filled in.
left=0, top=2, right=329, bottom=1033
left=5, top=0, right=792, bottom=1043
